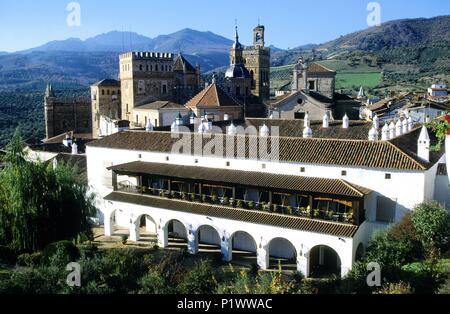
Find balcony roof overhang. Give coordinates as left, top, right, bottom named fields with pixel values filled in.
left=105, top=192, right=359, bottom=238
left=107, top=161, right=372, bottom=199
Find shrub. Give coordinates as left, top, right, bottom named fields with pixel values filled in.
left=411, top=201, right=450, bottom=255
left=178, top=260, right=217, bottom=294
left=137, top=270, right=171, bottom=294
left=374, top=282, right=414, bottom=294
left=41, top=241, right=80, bottom=266
left=16, top=252, right=42, bottom=267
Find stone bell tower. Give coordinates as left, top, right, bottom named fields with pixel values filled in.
left=243, top=24, right=271, bottom=102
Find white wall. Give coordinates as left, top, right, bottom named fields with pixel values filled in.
left=87, top=145, right=428, bottom=225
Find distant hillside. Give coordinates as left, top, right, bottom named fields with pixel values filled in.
left=0, top=29, right=234, bottom=90
left=271, top=15, right=450, bottom=97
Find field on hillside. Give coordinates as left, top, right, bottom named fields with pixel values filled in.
left=335, top=72, right=383, bottom=90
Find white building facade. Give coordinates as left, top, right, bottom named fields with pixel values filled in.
left=86, top=121, right=447, bottom=278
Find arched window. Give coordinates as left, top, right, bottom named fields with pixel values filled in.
left=139, top=65, right=143, bottom=71
left=155, top=64, right=158, bottom=71
left=146, top=65, right=149, bottom=71
left=102, top=89, right=105, bottom=95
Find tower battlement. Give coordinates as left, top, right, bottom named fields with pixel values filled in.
left=119, top=52, right=174, bottom=61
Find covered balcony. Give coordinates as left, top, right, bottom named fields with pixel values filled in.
left=108, top=161, right=371, bottom=226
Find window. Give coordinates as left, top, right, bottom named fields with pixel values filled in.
left=136, top=115, right=139, bottom=124
left=146, top=65, right=149, bottom=71
left=261, top=164, right=266, bottom=169
left=341, top=170, right=347, bottom=176
left=138, top=154, right=142, bottom=159
left=139, top=65, right=143, bottom=71
left=102, top=89, right=105, bottom=95
left=385, top=173, right=391, bottom=180
left=155, top=119, right=158, bottom=127
left=107, top=89, right=110, bottom=95
left=162, top=85, right=167, bottom=94
left=194, top=159, right=199, bottom=164
left=300, top=167, right=306, bottom=173
left=308, top=80, right=315, bottom=90
left=226, top=161, right=230, bottom=167
left=165, top=156, right=170, bottom=161
left=155, top=65, right=158, bottom=71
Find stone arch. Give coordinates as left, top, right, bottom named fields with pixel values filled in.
left=230, top=231, right=258, bottom=264
left=164, top=219, right=189, bottom=249
left=355, top=243, right=365, bottom=262
left=196, top=225, right=221, bottom=247
left=309, top=245, right=342, bottom=278
left=130, top=213, right=157, bottom=242
left=267, top=237, right=297, bottom=270
left=231, top=231, right=257, bottom=253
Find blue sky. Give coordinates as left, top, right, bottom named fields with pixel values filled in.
left=0, top=0, right=448, bottom=52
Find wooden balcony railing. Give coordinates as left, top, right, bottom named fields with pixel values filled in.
left=116, top=185, right=358, bottom=225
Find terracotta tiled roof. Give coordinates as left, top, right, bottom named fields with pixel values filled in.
left=134, top=101, right=185, bottom=111
left=105, top=192, right=359, bottom=238
left=108, top=161, right=372, bottom=198
left=185, top=83, right=242, bottom=108
left=87, top=129, right=443, bottom=171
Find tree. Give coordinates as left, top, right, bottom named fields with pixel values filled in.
left=0, top=127, right=97, bottom=253
left=411, top=201, right=450, bottom=255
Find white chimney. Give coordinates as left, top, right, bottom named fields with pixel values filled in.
left=304, top=112, right=310, bottom=128
left=402, top=118, right=408, bottom=134
left=303, top=126, right=312, bottom=138
left=260, top=124, right=270, bottom=137
left=389, top=121, right=396, bottom=139
left=198, top=122, right=206, bottom=134
left=342, top=114, right=349, bottom=129
left=368, top=127, right=378, bottom=141
left=417, top=126, right=430, bottom=162
left=322, top=113, right=329, bottom=128
left=373, top=114, right=379, bottom=129
left=171, top=121, right=178, bottom=133
left=71, top=142, right=78, bottom=155
left=407, top=116, right=413, bottom=132
left=395, top=120, right=403, bottom=137
left=381, top=123, right=390, bottom=141
left=227, top=122, right=237, bottom=135
left=146, top=120, right=154, bottom=132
